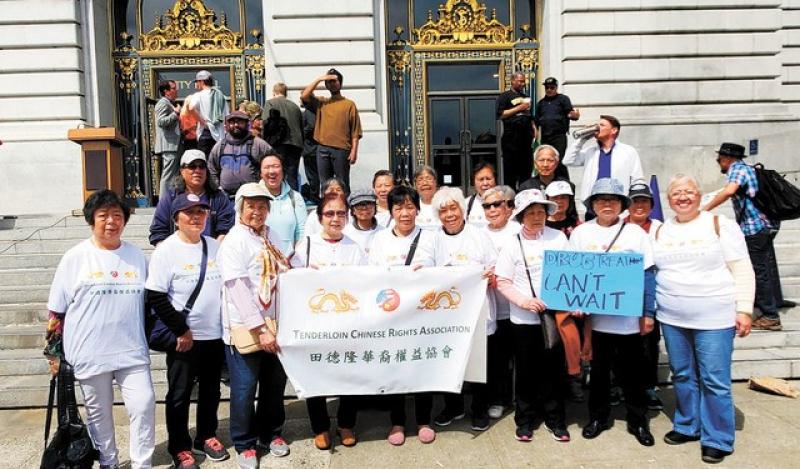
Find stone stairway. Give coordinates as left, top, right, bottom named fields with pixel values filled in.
left=1, top=209, right=799, bottom=408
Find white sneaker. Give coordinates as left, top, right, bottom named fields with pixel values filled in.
left=488, top=405, right=504, bottom=419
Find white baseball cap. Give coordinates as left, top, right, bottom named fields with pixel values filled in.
left=180, top=149, right=206, bottom=166
left=511, top=189, right=558, bottom=220
left=545, top=180, right=573, bottom=198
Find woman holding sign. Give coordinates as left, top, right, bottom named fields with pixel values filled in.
left=653, top=174, right=753, bottom=464
left=368, top=185, right=437, bottom=445
left=494, top=189, right=570, bottom=442
left=430, top=186, right=498, bottom=432
left=291, top=192, right=366, bottom=450
left=567, top=178, right=657, bottom=447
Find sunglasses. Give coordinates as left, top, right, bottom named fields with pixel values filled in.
left=182, top=163, right=207, bottom=170
left=482, top=200, right=510, bottom=210
left=544, top=85, right=557, bottom=90
left=322, top=210, right=347, bottom=219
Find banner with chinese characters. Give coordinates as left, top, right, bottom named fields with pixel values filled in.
left=277, top=266, right=487, bottom=398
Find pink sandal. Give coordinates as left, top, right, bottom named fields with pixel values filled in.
left=418, top=425, right=436, bottom=444
left=387, top=425, right=405, bottom=446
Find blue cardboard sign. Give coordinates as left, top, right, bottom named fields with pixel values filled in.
left=540, top=250, right=644, bottom=317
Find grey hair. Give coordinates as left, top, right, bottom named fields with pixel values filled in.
left=483, top=185, right=515, bottom=202
left=534, top=144, right=560, bottom=162
left=414, top=164, right=437, bottom=181
left=667, top=173, right=701, bottom=195
left=431, top=186, right=466, bottom=216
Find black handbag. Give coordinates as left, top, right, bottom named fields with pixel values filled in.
left=145, top=237, right=208, bottom=352
left=517, top=234, right=561, bottom=350
left=40, top=360, right=99, bottom=469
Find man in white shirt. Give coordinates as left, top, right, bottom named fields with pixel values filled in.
left=189, top=70, right=230, bottom=157
left=562, top=115, right=643, bottom=219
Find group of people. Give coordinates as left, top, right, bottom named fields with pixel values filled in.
left=44, top=68, right=788, bottom=469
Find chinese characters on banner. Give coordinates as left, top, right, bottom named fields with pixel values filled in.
left=277, top=266, right=487, bottom=398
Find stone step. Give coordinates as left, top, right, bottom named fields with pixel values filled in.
left=0, top=285, right=50, bottom=305
left=0, top=253, right=64, bottom=270
left=0, top=303, right=48, bottom=325
left=0, top=348, right=167, bottom=376
left=0, top=324, right=46, bottom=349
left=656, top=346, right=800, bottom=382
left=0, top=224, right=152, bottom=242
left=0, top=268, right=55, bottom=287
left=779, top=277, right=800, bottom=298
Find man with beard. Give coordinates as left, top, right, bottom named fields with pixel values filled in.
left=300, top=68, right=362, bottom=193
left=208, top=111, right=271, bottom=198
left=496, top=72, right=535, bottom=189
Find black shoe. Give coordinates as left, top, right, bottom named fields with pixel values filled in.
left=515, top=425, right=533, bottom=442
left=545, top=424, right=571, bottom=442
left=701, top=446, right=732, bottom=464
left=433, top=408, right=465, bottom=427
left=568, top=376, right=585, bottom=403
left=627, top=424, right=655, bottom=447
left=781, top=299, right=797, bottom=308
left=663, top=430, right=700, bottom=445
left=471, top=415, right=490, bottom=431
left=581, top=420, right=609, bottom=439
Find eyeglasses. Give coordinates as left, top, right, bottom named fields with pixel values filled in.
left=544, top=85, right=557, bottom=90
left=416, top=175, right=436, bottom=183
left=182, top=163, right=206, bottom=170
left=482, top=200, right=509, bottom=210
left=668, top=190, right=699, bottom=199
left=322, top=210, right=347, bottom=219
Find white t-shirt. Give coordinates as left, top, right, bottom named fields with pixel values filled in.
left=368, top=226, right=436, bottom=267
left=217, top=224, right=282, bottom=344
left=376, top=208, right=392, bottom=228
left=495, top=227, right=569, bottom=326
left=568, top=219, right=654, bottom=335
left=145, top=233, right=223, bottom=340
left=653, top=212, right=748, bottom=330
left=434, top=224, right=498, bottom=334
left=291, top=233, right=366, bottom=268
left=303, top=215, right=322, bottom=238
left=416, top=202, right=441, bottom=231
left=192, top=88, right=229, bottom=141
left=483, top=220, right=521, bottom=320
left=343, top=222, right=384, bottom=254
left=47, top=239, right=150, bottom=380
left=466, top=194, right=488, bottom=229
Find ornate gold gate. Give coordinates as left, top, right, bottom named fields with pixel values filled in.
left=385, top=0, right=538, bottom=190
left=111, top=0, right=266, bottom=203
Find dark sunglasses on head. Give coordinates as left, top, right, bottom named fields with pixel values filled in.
left=482, top=200, right=510, bottom=210
left=183, top=163, right=207, bottom=170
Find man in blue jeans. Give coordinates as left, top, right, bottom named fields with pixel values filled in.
left=704, top=142, right=792, bottom=331
left=300, top=68, right=362, bottom=194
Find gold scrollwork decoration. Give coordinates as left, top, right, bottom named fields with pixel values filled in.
left=115, top=57, right=138, bottom=95
left=515, top=49, right=538, bottom=73
left=139, top=0, right=243, bottom=54
left=412, top=0, right=512, bottom=46
left=245, top=54, right=266, bottom=91
left=387, top=50, right=411, bottom=88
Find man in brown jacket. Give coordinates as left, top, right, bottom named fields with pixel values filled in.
left=300, top=68, right=362, bottom=193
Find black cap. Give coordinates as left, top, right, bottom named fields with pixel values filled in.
left=717, top=142, right=746, bottom=159
left=628, top=181, right=653, bottom=200
left=543, top=77, right=558, bottom=86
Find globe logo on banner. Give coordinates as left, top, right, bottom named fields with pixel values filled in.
left=376, top=289, right=400, bottom=312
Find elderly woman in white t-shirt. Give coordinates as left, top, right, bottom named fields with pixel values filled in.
left=413, top=165, right=442, bottom=230
left=303, top=177, right=347, bottom=237
left=465, top=162, right=497, bottom=228
left=217, top=183, right=291, bottom=467
left=342, top=189, right=384, bottom=254
left=145, top=193, right=229, bottom=467
left=568, top=178, right=657, bottom=447
left=494, top=189, right=570, bottom=443
left=480, top=185, right=519, bottom=418
left=428, top=186, right=498, bottom=432
left=368, top=185, right=437, bottom=446
left=45, top=190, right=155, bottom=468
left=291, top=193, right=366, bottom=450
left=653, top=174, right=754, bottom=465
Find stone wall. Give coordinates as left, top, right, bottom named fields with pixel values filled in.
left=0, top=0, right=87, bottom=215
left=261, top=0, right=389, bottom=192
left=541, top=0, right=800, bottom=192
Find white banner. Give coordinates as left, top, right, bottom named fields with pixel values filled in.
left=277, top=266, right=487, bottom=398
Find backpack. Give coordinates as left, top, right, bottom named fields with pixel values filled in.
left=262, top=108, right=289, bottom=146
left=40, top=361, right=99, bottom=469
left=751, top=163, right=800, bottom=221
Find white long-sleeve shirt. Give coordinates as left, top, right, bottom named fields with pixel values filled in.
left=562, top=139, right=643, bottom=203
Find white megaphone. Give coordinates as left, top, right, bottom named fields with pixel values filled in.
left=572, top=125, right=600, bottom=139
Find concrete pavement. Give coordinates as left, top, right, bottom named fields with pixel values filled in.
left=3, top=381, right=798, bottom=468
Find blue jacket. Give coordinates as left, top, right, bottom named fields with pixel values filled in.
left=149, top=188, right=235, bottom=246
left=261, top=180, right=307, bottom=256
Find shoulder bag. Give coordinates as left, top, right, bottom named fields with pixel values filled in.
left=517, top=234, right=561, bottom=349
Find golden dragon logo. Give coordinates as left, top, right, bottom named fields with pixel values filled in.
left=308, top=289, right=359, bottom=313
left=417, top=287, right=462, bottom=310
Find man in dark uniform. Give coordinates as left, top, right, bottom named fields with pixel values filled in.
left=496, top=72, right=534, bottom=189
left=534, top=77, right=579, bottom=180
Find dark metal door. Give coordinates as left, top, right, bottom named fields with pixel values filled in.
left=428, top=96, right=500, bottom=194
